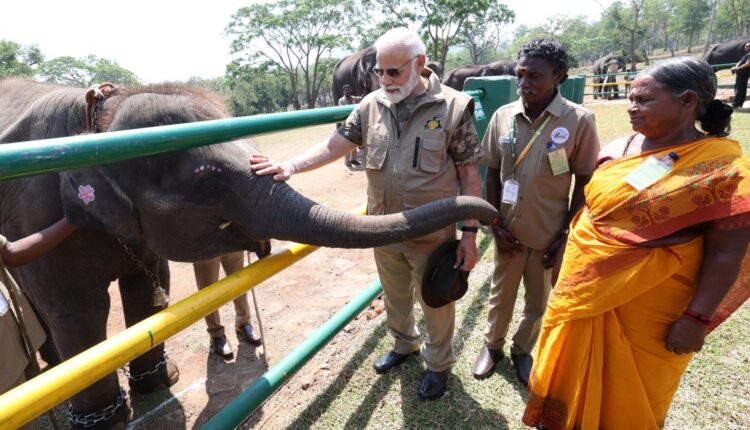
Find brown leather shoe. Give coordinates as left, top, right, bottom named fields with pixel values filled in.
left=236, top=323, right=263, bottom=346
left=210, top=335, right=234, bottom=359
left=472, top=346, right=504, bottom=380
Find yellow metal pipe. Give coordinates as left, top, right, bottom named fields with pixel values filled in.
left=0, top=205, right=366, bottom=428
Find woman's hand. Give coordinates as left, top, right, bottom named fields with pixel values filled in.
left=249, top=155, right=295, bottom=182
left=665, top=315, right=707, bottom=355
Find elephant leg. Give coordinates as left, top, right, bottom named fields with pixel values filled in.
left=613, top=83, right=620, bottom=99
left=47, top=285, right=132, bottom=430
left=119, top=257, right=179, bottom=393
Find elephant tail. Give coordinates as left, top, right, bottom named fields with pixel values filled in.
left=259, top=183, right=498, bottom=249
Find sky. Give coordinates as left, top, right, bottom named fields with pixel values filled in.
left=1, top=0, right=613, bottom=83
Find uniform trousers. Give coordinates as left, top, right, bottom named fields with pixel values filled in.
left=485, top=245, right=552, bottom=355
left=374, top=246, right=455, bottom=372
left=193, top=251, right=251, bottom=338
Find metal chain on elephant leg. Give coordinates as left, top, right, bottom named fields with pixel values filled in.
left=116, top=239, right=169, bottom=307
left=121, top=352, right=169, bottom=382
left=68, top=386, right=128, bottom=428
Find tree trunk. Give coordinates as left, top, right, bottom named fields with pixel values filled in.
left=687, top=30, right=694, bottom=54
left=703, top=0, right=719, bottom=55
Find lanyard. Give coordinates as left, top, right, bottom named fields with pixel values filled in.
left=510, top=114, right=553, bottom=170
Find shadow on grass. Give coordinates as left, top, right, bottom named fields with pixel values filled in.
left=285, top=322, right=391, bottom=429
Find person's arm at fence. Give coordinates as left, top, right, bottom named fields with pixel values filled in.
left=1, top=219, right=79, bottom=267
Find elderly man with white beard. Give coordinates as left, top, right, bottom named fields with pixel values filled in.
left=250, top=27, right=482, bottom=400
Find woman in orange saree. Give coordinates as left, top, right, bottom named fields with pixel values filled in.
left=523, top=57, right=750, bottom=430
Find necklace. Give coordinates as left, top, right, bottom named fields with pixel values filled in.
left=622, top=132, right=705, bottom=157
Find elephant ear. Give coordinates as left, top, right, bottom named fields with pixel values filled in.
left=60, top=166, right=142, bottom=243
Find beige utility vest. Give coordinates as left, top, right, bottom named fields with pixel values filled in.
left=360, top=71, right=472, bottom=253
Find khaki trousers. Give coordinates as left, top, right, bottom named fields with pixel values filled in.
left=485, top=245, right=552, bottom=355
left=193, top=251, right=251, bottom=338
left=374, top=247, right=455, bottom=372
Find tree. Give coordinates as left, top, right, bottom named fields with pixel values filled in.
left=674, top=0, right=711, bottom=53
left=363, top=0, right=507, bottom=70
left=226, top=0, right=359, bottom=110
left=459, top=3, right=515, bottom=64
left=599, top=0, right=646, bottom=71
left=38, top=55, right=139, bottom=87
left=0, top=39, right=42, bottom=78
left=726, top=0, right=749, bottom=36
left=225, top=61, right=296, bottom=116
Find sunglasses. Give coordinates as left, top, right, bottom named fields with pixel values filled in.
left=373, top=55, right=419, bottom=78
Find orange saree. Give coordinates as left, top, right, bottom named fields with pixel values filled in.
left=523, top=137, right=750, bottom=430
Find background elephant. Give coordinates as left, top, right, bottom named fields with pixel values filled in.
left=442, top=60, right=516, bottom=91
left=592, top=54, right=626, bottom=100
left=703, top=36, right=750, bottom=70
left=425, top=61, right=444, bottom=80
left=0, top=79, right=497, bottom=429
left=331, top=46, right=379, bottom=102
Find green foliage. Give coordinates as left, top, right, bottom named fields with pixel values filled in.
left=0, top=39, right=42, bottom=78
left=224, top=62, right=297, bottom=116
left=38, top=55, right=139, bottom=87
left=363, top=0, right=512, bottom=69
left=459, top=2, right=515, bottom=64
left=226, top=0, right=359, bottom=109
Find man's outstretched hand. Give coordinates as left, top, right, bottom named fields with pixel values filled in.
left=249, top=155, right=295, bottom=182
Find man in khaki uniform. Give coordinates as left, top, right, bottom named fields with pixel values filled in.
left=251, top=27, right=482, bottom=400
left=193, top=251, right=262, bottom=360
left=473, top=39, right=600, bottom=386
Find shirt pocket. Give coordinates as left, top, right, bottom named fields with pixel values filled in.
left=365, top=130, right=389, bottom=170
left=416, top=133, right=446, bottom=173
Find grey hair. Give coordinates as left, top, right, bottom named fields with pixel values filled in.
left=373, top=28, right=426, bottom=57
left=640, top=56, right=732, bottom=136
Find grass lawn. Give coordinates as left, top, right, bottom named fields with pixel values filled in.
left=251, top=106, right=750, bottom=430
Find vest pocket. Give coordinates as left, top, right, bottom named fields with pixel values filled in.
left=365, top=132, right=389, bottom=170
left=417, top=135, right=445, bottom=173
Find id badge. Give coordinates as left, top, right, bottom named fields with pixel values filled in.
left=624, top=156, right=671, bottom=191
left=547, top=142, right=570, bottom=176
left=0, top=292, right=8, bottom=316
left=501, top=179, right=519, bottom=205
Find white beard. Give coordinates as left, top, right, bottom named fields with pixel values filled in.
left=382, top=66, right=420, bottom=104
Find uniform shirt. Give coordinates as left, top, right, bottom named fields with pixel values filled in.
left=0, top=234, right=46, bottom=392
left=481, top=91, right=600, bottom=250
left=337, top=93, right=481, bottom=166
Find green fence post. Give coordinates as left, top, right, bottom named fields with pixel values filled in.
left=560, top=75, right=586, bottom=104
left=464, top=76, right=518, bottom=142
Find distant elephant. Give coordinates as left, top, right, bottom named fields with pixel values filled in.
left=0, top=79, right=497, bottom=429
left=331, top=46, right=379, bottom=102
left=592, top=54, right=626, bottom=100
left=425, top=61, right=444, bottom=80
left=442, top=60, right=516, bottom=91
left=703, top=36, right=750, bottom=70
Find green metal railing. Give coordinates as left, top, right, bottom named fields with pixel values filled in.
left=202, top=280, right=384, bottom=429
left=0, top=105, right=354, bottom=180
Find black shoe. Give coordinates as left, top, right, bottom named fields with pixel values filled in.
left=472, top=346, right=504, bottom=380
left=236, top=323, right=263, bottom=346
left=418, top=370, right=448, bottom=400
left=373, top=350, right=417, bottom=374
left=210, top=335, right=234, bottom=359
left=511, top=353, right=533, bottom=387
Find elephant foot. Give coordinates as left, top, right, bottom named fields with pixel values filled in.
left=69, top=386, right=132, bottom=430
left=127, top=354, right=180, bottom=394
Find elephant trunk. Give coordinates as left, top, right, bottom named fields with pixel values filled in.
left=253, top=181, right=497, bottom=249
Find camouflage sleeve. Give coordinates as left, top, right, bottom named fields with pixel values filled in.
left=336, top=104, right=363, bottom=146
left=448, top=109, right=483, bottom=165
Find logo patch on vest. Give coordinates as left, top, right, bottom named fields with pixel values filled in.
left=425, top=115, right=442, bottom=130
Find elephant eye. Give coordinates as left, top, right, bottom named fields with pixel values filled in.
left=197, top=177, right=224, bottom=195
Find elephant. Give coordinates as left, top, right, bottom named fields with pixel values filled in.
left=703, top=36, right=750, bottom=70
left=0, top=78, right=498, bottom=429
left=425, top=61, right=444, bottom=80
left=331, top=46, right=379, bottom=102
left=442, top=60, right=516, bottom=91
left=592, top=54, right=626, bottom=100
